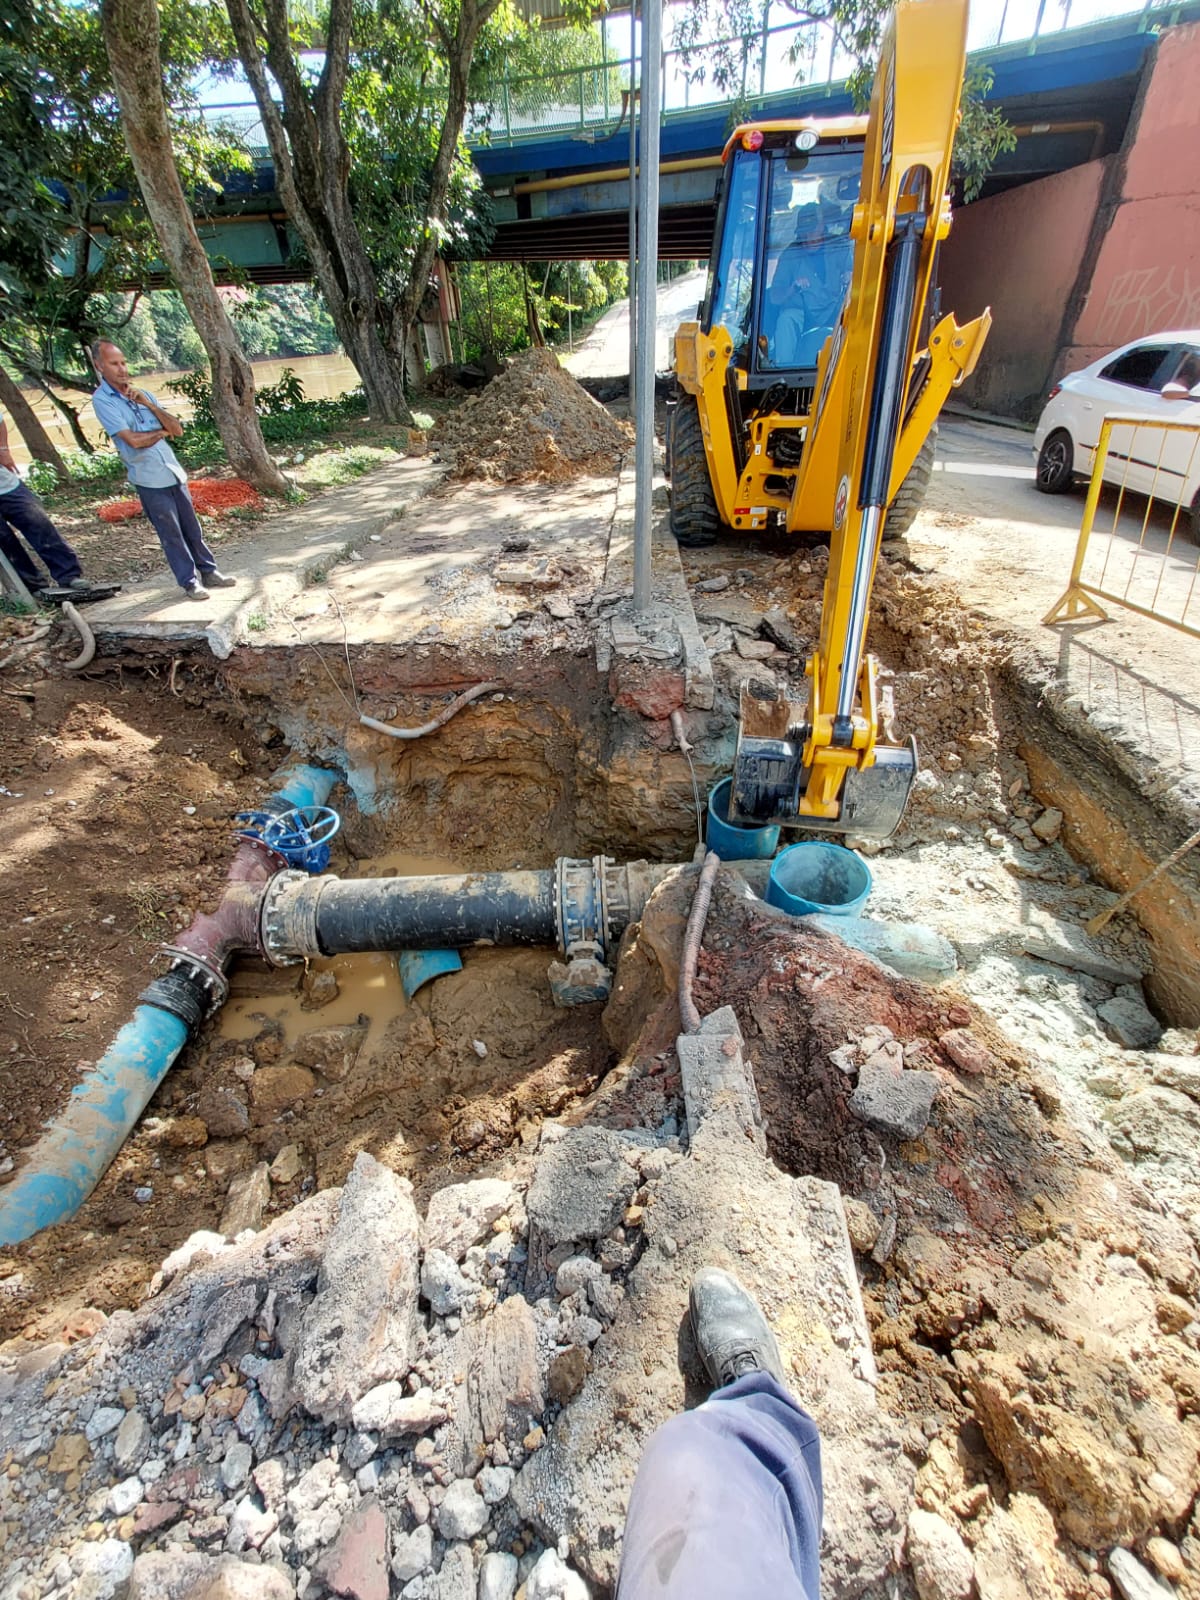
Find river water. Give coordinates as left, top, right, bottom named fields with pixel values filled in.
left=6, top=351, right=364, bottom=467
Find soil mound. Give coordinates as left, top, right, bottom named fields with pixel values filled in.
left=434, top=346, right=632, bottom=483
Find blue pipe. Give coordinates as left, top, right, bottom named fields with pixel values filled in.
left=0, top=762, right=340, bottom=1247
left=0, top=1007, right=188, bottom=1246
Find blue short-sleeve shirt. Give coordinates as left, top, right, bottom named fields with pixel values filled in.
left=92, top=381, right=188, bottom=490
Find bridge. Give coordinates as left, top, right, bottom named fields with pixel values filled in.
left=100, top=1, right=1200, bottom=282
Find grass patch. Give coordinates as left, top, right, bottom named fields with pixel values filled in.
left=296, top=444, right=396, bottom=489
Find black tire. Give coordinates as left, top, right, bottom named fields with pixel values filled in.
left=1036, top=428, right=1075, bottom=494
left=1188, top=491, right=1200, bottom=549
left=883, top=426, right=937, bottom=539
left=668, top=394, right=722, bottom=548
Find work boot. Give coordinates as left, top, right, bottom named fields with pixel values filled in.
left=67, top=576, right=91, bottom=591
left=183, top=580, right=210, bottom=601
left=689, top=1267, right=786, bottom=1389
left=203, top=570, right=237, bottom=588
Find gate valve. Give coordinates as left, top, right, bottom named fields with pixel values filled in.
left=235, top=805, right=341, bottom=874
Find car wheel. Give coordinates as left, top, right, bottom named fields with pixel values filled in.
left=1188, top=491, right=1200, bottom=549
left=1036, top=428, right=1075, bottom=494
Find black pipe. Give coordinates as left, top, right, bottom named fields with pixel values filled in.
left=859, top=209, right=926, bottom=510
left=313, top=871, right=558, bottom=955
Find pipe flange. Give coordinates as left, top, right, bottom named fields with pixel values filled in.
left=554, top=857, right=603, bottom=960
left=260, top=869, right=337, bottom=966
left=156, top=946, right=230, bottom=1013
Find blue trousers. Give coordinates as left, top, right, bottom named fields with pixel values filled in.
left=137, top=481, right=218, bottom=589
left=618, top=1374, right=823, bottom=1600
left=0, top=483, right=81, bottom=589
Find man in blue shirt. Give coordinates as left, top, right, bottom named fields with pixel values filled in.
left=91, top=339, right=237, bottom=601
left=0, top=408, right=88, bottom=596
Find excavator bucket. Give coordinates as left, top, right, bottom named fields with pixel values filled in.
left=731, top=687, right=918, bottom=840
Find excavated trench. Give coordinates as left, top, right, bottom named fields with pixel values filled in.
left=1, top=556, right=1197, bottom=1351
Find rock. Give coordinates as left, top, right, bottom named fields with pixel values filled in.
left=437, top=1479, right=489, bottom=1541
left=843, top=1199, right=881, bottom=1254
left=587, top=1276, right=624, bottom=1321
left=850, top=1046, right=938, bottom=1140
left=72, top=1539, right=134, bottom=1600
left=547, top=1347, right=587, bottom=1406
left=221, top=1440, right=253, bottom=1492
left=696, top=574, right=730, bottom=593
left=554, top=1257, right=601, bottom=1299
left=1151, top=1056, right=1200, bottom=1100
left=293, top=1021, right=367, bottom=1083
left=248, top=1064, right=316, bottom=1120
left=525, top=1129, right=639, bottom=1282
left=479, top=1465, right=514, bottom=1506
left=390, top=1525, right=433, bottom=1584
left=424, top=1179, right=517, bottom=1261
left=906, top=1509, right=974, bottom=1600
left=467, top=1294, right=545, bottom=1448
left=219, top=1163, right=271, bottom=1238
left=478, top=1551, right=519, bottom=1600
left=544, top=594, right=574, bottom=621
left=611, top=664, right=686, bottom=720
left=759, top=607, right=803, bottom=654
left=160, top=1230, right=229, bottom=1280
left=268, top=1144, right=303, bottom=1184
left=315, top=1497, right=389, bottom=1600
left=129, top=1551, right=211, bottom=1600
left=254, top=1458, right=286, bottom=1508
left=734, top=635, right=777, bottom=660
left=1030, top=807, right=1064, bottom=843
left=971, top=1500, right=1062, bottom=1600
left=107, top=1476, right=144, bottom=1516
left=1143, top=1538, right=1185, bottom=1584
left=343, top=1431, right=377, bottom=1472
left=225, top=1495, right=277, bottom=1554
left=1097, top=994, right=1162, bottom=1051
left=195, top=1087, right=251, bottom=1139
left=113, top=1407, right=151, bottom=1472
left=185, top=1558, right=295, bottom=1599
left=350, top=1382, right=447, bottom=1437
left=1018, top=920, right=1144, bottom=985
left=421, top=1248, right=471, bottom=1316
left=292, top=1152, right=421, bottom=1421
left=85, top=1405, right=125, bottom=1443
left=525, top=1548, right=590, bottom=1599
left=287, top=1457, right=339, bottom=1518
left=939, top=1028, right=993, bottom=1075
left=1108, top=1548, right=1175, bottom=1600
left=302, top=968, right=340, bottom=1008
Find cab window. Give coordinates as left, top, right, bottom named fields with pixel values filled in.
left=1100, top=346, right=1174, bottom=391
left=708, top=151, right=760, bottom=348
left=758, top=156, right=859, bottom=373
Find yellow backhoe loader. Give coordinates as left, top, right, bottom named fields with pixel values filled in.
left=668, top=0, right=991, bottom=840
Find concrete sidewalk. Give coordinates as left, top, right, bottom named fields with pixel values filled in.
left=84, top=456, right=443, bottom=658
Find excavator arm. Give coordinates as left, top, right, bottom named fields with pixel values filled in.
left=732, top=0, right=989, bottom=837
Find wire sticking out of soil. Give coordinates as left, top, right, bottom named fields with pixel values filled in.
left=434, top=347, right=633, bottom=484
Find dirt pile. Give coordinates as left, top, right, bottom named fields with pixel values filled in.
left=434, top=348, right=631, bottom=484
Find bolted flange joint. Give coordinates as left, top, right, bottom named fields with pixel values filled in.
left=260, top=870, right=339, bottom=967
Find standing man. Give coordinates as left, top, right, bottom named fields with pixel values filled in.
left=90, top=339, right=236, bottom=601
left=0, top=407, right=88, bottom=596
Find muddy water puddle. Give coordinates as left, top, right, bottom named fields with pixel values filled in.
left=218, top=849, right=461, bottom=1057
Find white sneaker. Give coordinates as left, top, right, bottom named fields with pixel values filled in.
left=183, top=581, right=210, bottom=601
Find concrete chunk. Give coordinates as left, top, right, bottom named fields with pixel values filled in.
left=850, top=1049, right=938, bottom=1140
left=678, top=1007, right=764, bottom=1151
left=1018, top=919, right=1145, bottom=985
left=292, top=1152, right=420, bottom=1422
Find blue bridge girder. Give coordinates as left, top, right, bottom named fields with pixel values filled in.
left=90, top=3, right=1200, bottom=283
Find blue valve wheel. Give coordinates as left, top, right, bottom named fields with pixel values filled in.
left=236, top=804, right=341, bottom=874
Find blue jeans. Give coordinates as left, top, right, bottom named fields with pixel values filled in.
left=617, top=1373, right=823, bottom=1599
left=137, top=481, right=218, bottom=589
left=0, top=483, right=81, bottom=589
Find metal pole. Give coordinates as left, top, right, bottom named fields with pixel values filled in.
left=627, top=1, right=638, bottom=409
left=632, top=0, right=661, bottom=616
left=567, top=261, right=573, bottom=352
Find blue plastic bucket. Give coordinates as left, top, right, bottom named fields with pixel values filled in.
left=765, top=841, right=872, bottom=918
left=706, top=777, right=781, bottom=862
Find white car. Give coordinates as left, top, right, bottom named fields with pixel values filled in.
left=1033, top=332, right=1200, bottom=542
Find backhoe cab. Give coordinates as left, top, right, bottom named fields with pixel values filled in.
left=669, top=0, right=990, bottom=840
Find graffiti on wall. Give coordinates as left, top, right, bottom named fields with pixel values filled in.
left=1098, top=265, right=1200, bottom=344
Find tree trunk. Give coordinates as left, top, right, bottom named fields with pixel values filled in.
left=225, top=0, right=413, bottom=426
left=390, top=0, right=502, bottom=380
left=0, top=367, right=70, bottom=480
left=44, top=389, right=94, bottom=455
left=100, top=0, right=289, bottom=497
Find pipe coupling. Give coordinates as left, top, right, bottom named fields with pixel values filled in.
left=260, top=870, right=339, bottom=966
left=552, top=857, right=671, bottom=961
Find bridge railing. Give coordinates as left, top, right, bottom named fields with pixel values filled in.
left=197, top=0, right=1180, bottom=157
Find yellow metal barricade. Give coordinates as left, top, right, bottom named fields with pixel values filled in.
left=1043, top=414, right=1200, bottom=641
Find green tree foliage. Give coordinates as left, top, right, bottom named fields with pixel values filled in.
left=672, top=0, right=1013, bottom=200
left=0, top=0, right=245, bottom=447
left=455, top=258, right=626, bottom=362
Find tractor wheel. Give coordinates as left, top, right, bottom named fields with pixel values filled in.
left=668, top=395, right=722, bottom=548
left=883, top=426, right=937, bottom=540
